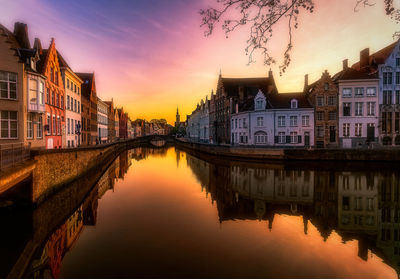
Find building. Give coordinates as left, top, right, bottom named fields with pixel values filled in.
left=114, top=108, right=119, bottom=139
left=104, top=100, right=115, bottom=142
left=351, top=41, right=400, bottom=145
left=59, top=53, right=83, bottom=148
left=211, top=71, right=277, bottom=144
left=230, top=90, right=314, bottom=147
left=305, top=71, right=339, bottom=148
left=0, top=23, right=47, bottom=148
left=335, top=59, right=379, bottom=148
left=175, top=107, right=180, bottom=128
left=199, top=98, right=210, bottom=142
left=76, top=73, right=97, bottom=145
left=35, top=38, right=65, bottom=149
left=187, top=105, right=201, bottom=141
left=97, top=97, right=108, bottom=143
left=117, top=108, right=127, bottom=139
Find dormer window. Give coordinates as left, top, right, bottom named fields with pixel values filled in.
left=255, top=99, right=264, bottom=110
left=254, top=90, right=266, bottom=111
left=291, top=99, right=298, bottom=109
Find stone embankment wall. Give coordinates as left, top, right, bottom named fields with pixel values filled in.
left=176, top=139, right=400, bottom=162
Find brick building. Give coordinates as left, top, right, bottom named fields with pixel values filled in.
left=35, top=38, right=65, bottom=149
left=77, top=73, right=97, bottom=145
left=305, top=71, right=339, bottom=148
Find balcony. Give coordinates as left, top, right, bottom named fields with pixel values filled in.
left=28, top=99, right=46, bottom=113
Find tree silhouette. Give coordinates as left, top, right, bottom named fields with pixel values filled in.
left=200, top=0, right=399, bottom=75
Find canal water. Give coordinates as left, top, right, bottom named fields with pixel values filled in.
left=1, top=147, right=399, bottom=279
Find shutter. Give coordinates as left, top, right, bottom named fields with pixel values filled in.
left=286, top=136, right=291, bottom=144
left=275, top=136, right=278, bottom=144
left=298, top=135, right=302, bottom=143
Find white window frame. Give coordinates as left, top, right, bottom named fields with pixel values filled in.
left=0, top=110, right=18, bottom=139
left=302, top=115, right=310, bottom=127
left=0, top=71, right=17, bottom=100
left=342, top=88, right=352, bottom=98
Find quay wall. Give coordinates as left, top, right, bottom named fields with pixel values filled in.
left=176, top=139, right=400, bottom=162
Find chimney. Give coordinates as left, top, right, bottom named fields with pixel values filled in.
left=268, top=69, right=273, bottom=79
left=304, top=74, right=308, bottom=89
left=239, top=86, right=244, bottom=101
left=360, top=48, right=370, bottom=68
left=34, top=38, right=42, bottom=54
left=13, top=22, right=30, bottom=49
left=342, top=59, right=348, bottom=70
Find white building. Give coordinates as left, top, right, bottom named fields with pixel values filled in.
left=187, top=104, right=201, bottom=142
left=59, top=54, right=83, bottom=148
left=97, top=97, right=108, bottom=143
left=231, top=90, right=314, bottom=147
left=199, top=98, right=210, bottom=142
left=335, top=66, right=379, bottom=148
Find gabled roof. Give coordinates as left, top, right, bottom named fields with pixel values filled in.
left=333, top=67, right=378, bottom=81
left=352, top=41, right=398, bottom=70
left=219, top=76, right=277, bottom=97
left=57, top=50, right=70, bottom=69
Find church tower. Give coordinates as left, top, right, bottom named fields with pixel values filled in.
left=175, top=107, right=180, bottom=128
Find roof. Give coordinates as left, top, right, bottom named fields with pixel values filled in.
left=57, top=50, right=70, bottom=69
left=75, top=72, right=94, bottom=99
left=219, top=76, right=277, bottom=97
left=352, top=41, right=398, bottom=70
left=269, top=92, right=313, bottom=109
left=333, top=67, right=378, bottom=81
left=237, top=91, right=312, bottom=112
left=36, top=49, right=48, bottom=74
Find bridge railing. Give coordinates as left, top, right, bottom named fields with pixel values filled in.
left=0, top=143, right=31, bottom=171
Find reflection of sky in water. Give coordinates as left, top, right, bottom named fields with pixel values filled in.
left=24, top=147, right=397, bottom=279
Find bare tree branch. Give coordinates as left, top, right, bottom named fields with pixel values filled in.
left=200, top=0, right=400, bottom=74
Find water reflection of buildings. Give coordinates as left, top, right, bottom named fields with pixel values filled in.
left=185, top=152, right=400, bottom=277
left=26, top=149, right=139, bottom=279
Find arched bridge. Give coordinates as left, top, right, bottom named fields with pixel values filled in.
left=133, top=135, right=174, bottom=147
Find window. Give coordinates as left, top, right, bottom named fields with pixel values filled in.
left=290, top=116, right=298, bottom=127
left=55, top=71, right=58, bottom=85
left=46, top=88, right=50, bottom=103
left=278, top=132, right=285, bottom=143
left=316, top=96, right=324, bottom=106
left=78, top=87, right=80, bottom=95
left=328, top=111, right=336, bottom=120
left=67, top=79, right=70, bottom=89
left=397, top=91, right=400, bottom=105
left=397, top=57, right=400, bottom=67
left=243, top=118, right=247, bottom=128
left=367, top=102, right=375, bottom=116
left=355, top=123, right=362, bottom=137
left=366, top=87, right=376, bottom=97
left=327, top=96, right=336, bottom=106
left=50, top=67, right=54, bottom=83
left=355, top=87, right=364, bottom=97
left=316, top=126, right=324, bottom=138
left=291, top=99, right=298, bottom=109
left=324, top=83, right=329, bottom=91
left=383, top=72, right=393, bottom=85
left=278, top=116, right=285, bottom=127
left=67, top=96, right=70, bottom=110
left=52, top=115, right=56, bottom=135
left=255, top=132, right=267, bottom=144
left=257, top=117, right=264, bottom=127
left=71, top=98, right=73, bottom=111
left=74, top=84, right=77, bottom=93
left=61, top=95, right=64, bottom=109
left=343, top=103, right=351, bottom=116
left=0, top=71, right=17, bottom=100
left=383, top=90, right=393, bottom=105
left=255, top=99, right=264, bottom=110
left=57, top=116, right=61, bottom=135
left=342, top=88, right=352, bottom=97
left=0, top=111, right=17, bottom=138
left=355, top=102, right=363, bottom=116
left=396, top=72, right=400, bottom=84
left=239, top=119, right=242, bottom=128
left=37, top=115, right=43, bottom=138
left=316, top=111, right=324, bottom=121
left=74, top=99, right=77, bottom=112
left=29, top=79, right=38, bottom=104
left=302, top=115, right=310, bottom=127
left=290, top=132, right=298, bottom=143
left=27, top=113, right=33, bottom=138
left=52, top=91, right=55, bottom=105
left=47, top=114, right=51, bottom=135
left=235, top=119, right=237, bottom=129
left=39, top=82, right=44, bottom=105
left=67, top=118, right=70, bottom=135
left=343, top=123, right=350, bottom=137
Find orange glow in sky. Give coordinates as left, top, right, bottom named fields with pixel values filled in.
left=1, top=0, right=398, bottom=123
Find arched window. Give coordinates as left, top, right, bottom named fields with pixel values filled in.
left=291, top=99, right=298, bottom=109
left=254, top=131, right=267, bottom=144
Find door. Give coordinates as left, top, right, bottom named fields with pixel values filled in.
left=329, top=126, right=336, bottom=143
left=367, top=126, right=375, bottom=142
left=305, top=132, right=310, bottom=147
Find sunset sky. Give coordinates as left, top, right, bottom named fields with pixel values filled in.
left=1, top=0, right=398, bottom=123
